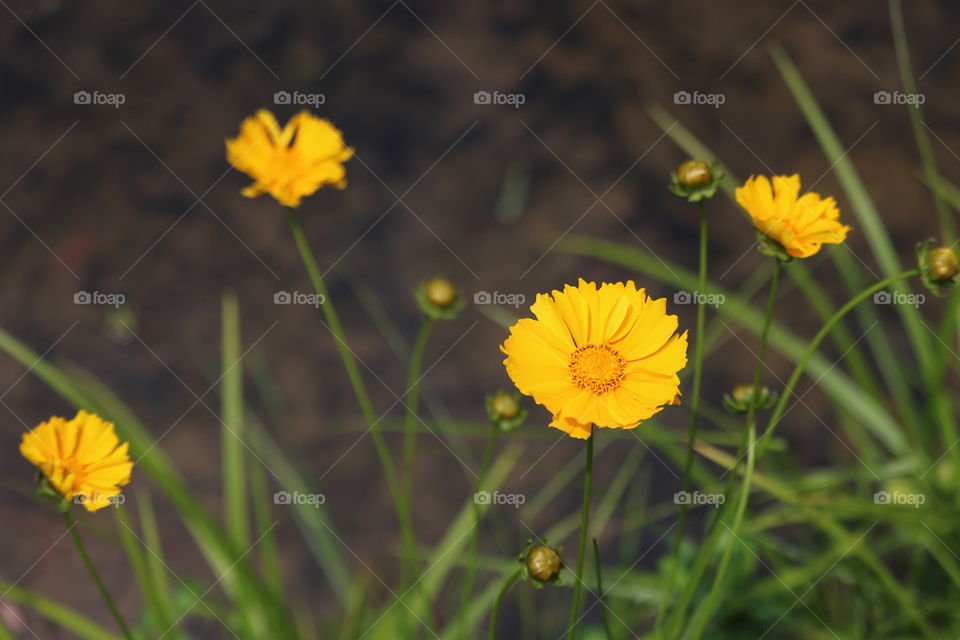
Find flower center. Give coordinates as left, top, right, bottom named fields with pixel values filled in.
left=569, top=344, right=625, bottom=395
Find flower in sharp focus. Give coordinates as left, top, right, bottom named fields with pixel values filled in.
left=226, top=110, right=353, bottom=208
left=501, top=279, right=688, bottom=439
left=736, top=174, right=851, bottom=259
left=20, top=410, right=133, bottom=512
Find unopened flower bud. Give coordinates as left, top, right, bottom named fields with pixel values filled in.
left=676, top=160, right=712, bottom=190
left=425, top=277, right=457, bottom=308
left=524, top=544, right=562, bottom=583
left=723, top=383, right=776, bottom=415
left=670, top=159, right=722, bottom=202
left=491, top=391, right=520, bottom=419
left=927, top=247, right=959, bottom=284
left=486, top=390, right=527, bottom=432
left=415, top=276, right=465, bottom=320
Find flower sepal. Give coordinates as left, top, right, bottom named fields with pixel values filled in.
left=917, top=239, right=959, bottom=297
left=486, top=390, right=527, bottom=432
left=415, top=277, right=465, bottom=320
left=756, top=232, right=793, bottom=263
left=723, top=383, right=777, bottom=415
left=519, top=540, right=564, bottom=588
left=670, top=160, right=723, bottom=202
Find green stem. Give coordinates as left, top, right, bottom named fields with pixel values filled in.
left=665, top=259, right=779, bottom=640
left=64, top=509, right=135, bottom=640
left=403, top=319, right=434, bottom=524
left=488, top=569, right=521, bottom=640
left=758, top=269, right=921, bottom=455
left=663, top=199, right=709, bottom=628
left=684, top=260, right=779, bottom=640
left=284, top=208, right=418, bottom=586
left=459, top=423, right=500, bottom=640
left=592, top=538, right=614, bottom=640
left=566, top=429, right=594, bottom=639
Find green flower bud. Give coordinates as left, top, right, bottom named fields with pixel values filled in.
left=521, top=543, right=563, bottom=585
left=414, top=276, right=465, bottom=320
left=485, top=390, right=527, bottom=432
left=723, top=383, right=777, bottom=415
left=669, top=159, right=723, bottom=202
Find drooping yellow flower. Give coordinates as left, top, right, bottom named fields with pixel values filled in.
left=226, top=110, right=353, bottom=208
left=20, top=410, right=133, bottom=512
left=736, top=174, right=851, bottom=259
left=501, top=279, right=688, bottom=439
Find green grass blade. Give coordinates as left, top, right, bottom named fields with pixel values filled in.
left=0, top=581, right=123, bottom=640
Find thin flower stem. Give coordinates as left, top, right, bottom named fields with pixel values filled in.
left=660, top=199, right=708, bottom=632
left=758, top=268, right=921, bottom=456
left=566, top=428, right=594, bottom=640
left=459, top=423, right=500, bottom=640
left=665, top=258, right=779, bottom=640
left=488, top=568, right=522, bottom=640
left=592, top=538, right=614, bottom=640
left=685, top=261, right=779, bottom=640
left=63, top=509, right=135, bottom=640
left=284, top=208, right=419, bottom=588
left=403, top=319, right=434, bottom=520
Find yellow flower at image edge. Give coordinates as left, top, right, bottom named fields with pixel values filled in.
left=20, top=410, right=133, bottom=512
left=501, top=279, right=688, bottom=439
left=736, top=174, right=851, bottom=259
left=226, top=110, right=354, bottom=208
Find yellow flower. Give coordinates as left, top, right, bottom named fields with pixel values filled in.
left=736, top=174, right=851, bottom=259
left=501, top=279, right=688, bottom=439
left=226, top=110, right=354, bottom=208
left=20, top=410, right=133, bottom=512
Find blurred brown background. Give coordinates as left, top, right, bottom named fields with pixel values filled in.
left=0, top=0, right=957, bottom=636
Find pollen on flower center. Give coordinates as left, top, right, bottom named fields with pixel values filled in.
left=568, top=344, right=625, bottom=395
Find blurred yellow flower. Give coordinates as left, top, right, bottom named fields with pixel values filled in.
left=736, top=174, right=850, bottom=259
left=226, top=110, right=353, bottom=208
left=20, top=410, right=132, bottom=512
left=501, top=279, right=687, bottom=439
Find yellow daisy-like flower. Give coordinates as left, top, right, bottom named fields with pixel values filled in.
left=501, top=279, right=688, bottom=439
left=226, top=109, right=354, bottom=208
left=736, top=174, right=851, bottom=259
left=20, top=410, right=133, bottom=512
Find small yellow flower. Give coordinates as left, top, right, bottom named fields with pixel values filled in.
left=501, top=279, right=687, bottom=439
left=736, top=174, right=851, bottom=259
left=20, top=410, right=133, bottom=512
left=226, top=110, right=353, bottom=208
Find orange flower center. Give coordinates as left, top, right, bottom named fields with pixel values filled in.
left=569, top=344, right=625, bottom=395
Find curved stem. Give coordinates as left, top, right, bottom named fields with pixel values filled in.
left=64, top=510, right=135, bottom=640
left=285, top=208, right=419, bottom=589
left=758, top=268, right=920, bottom=455
left=566, top=428, right=594, bottom=639
left=662, top=200, right=709, bottom=630
left=488, top=569, right=521, bottom=640
left=403, top=319, right=434, bottom=519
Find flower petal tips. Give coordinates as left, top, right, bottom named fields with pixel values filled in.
left=501, top=279, right=688, bottom=439
left=226, top=110, right=354, bottom=208
left=735, top=174, right=851, bottom=259
left=20, top=410, right=133, bottom=512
